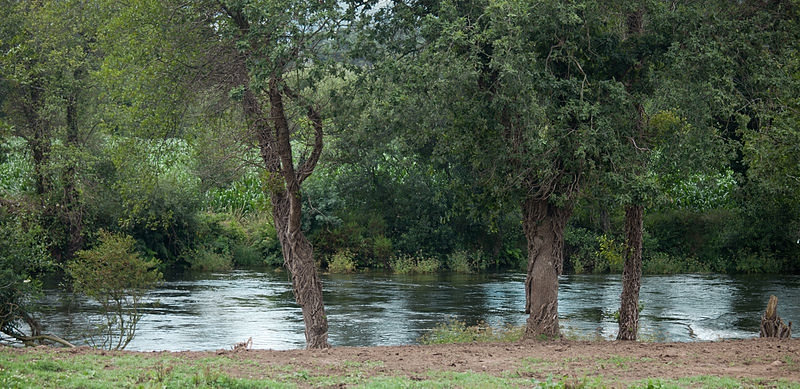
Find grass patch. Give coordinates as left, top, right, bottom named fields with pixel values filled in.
left=631, top=376, right=800, bottom=388
left=595, top=355, right=654, bottom=370
left=1, top=347, right=798, bottom=389
left=418, top=319, right=524, bottom=345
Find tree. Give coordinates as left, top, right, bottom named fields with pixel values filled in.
left=0, top=0, right=104, bottom=262
left=0, top=206, right=51, bottom=345
left=67, top=230, right=162, bottom=350
left=358, top=0, right=622, bottom=338
left=100, top=0, right=373, bottom=348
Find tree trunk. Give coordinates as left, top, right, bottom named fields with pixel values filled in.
left=618, top=7, right=646, bottom=341
left=271, top=191, right=329, bottom=348
left=618, top=204, right=643, bottom=340
left=240, top=75, right=329, bottom=349
left=63, top=91, right=84, bottom=260
left=522, top=197, right=572, bottom=339
left=760, top=295, right=792, bottom=339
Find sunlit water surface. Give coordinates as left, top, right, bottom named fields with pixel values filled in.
left=37, top=271, right=798, bottom=351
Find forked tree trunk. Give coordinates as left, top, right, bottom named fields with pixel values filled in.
left=240, top=72, right=329, bottom=348
left=618, top=204, right=643, bottom=340
left=522, top=197, right=572, bottom=339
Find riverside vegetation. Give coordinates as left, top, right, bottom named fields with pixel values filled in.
left=2, top=0, right=800, bottom=349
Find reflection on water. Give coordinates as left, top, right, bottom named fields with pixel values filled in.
left=36, top=271, right=799, bottom=351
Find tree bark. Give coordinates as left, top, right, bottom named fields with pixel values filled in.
left=522, top=197, right=572, bottom=339
left=240, top=76, right=329, bottom=349
left=760, top=295, right=792, bottom=339
left=618, top=6, right=646, bottom=342
left=618, top=204, right=643, bottom=340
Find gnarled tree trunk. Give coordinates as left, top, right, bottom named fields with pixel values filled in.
left=241, top=74, right=329, bottom=348
left=618, top=204, right=643, bottom=340
left=522, top=197, right=572, bottom=339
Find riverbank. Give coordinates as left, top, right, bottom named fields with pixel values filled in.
left=1, top=338, right=799, bottom=387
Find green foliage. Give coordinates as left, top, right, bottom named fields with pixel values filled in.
left=732, top=250, right=783, bottom=275
left=203, top=171, right=268, bottom=216
left=67, top=230, right=162, bottom=350
left=564, top=226, right=600, bottom=274
left=645, top=209, right=735, bottom=272
left=445, top=250, right=488, bottom=274
left=326, top=249, right=357, bottom=273
left=418, top=319, right=524, bottom=345
left=596, top=235, right=625, bottom=272
left=389, top=253, right=441, bottom=274
left=0, top=137, right=34, bottom=195
left=564, top=227, right=627, bottom=274
left=0, top=211, right=50, bottom=341
left=642, top=252, right=710, bottom=275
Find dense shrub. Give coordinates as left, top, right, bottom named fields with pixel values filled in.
left=326, top=249, right=357, bottom=273
left=0, top=211, right=51, bottom=343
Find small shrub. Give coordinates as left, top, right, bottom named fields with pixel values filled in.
left=446, top=250, right=487, bottom=273
left=733, top=250, right=782, bottom=274
left=596, top=234, right=624, bottom=273
left=372, top=236, right=393, bottom=266
left=446, top=250, right=472, bottom=273
left=390, top=253, right=440, bottom=274
left=327, top=249, right=357, bottom=273
left=231, top=243, right=263, bottom=267
left=642, top=252, right=682, bottom=274
left=643, top=252, right=711, bottom=274
left=182, top=247, right=233, bottom=271
left=67, top=230, right=163, bottom=350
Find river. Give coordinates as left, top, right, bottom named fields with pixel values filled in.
left=36, top=271, right=798, bottom=351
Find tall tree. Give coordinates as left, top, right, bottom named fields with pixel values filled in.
left=0, top=0, right=103, bottom=262
left=100, top=0, right=372, bottom=348
left=359, top=0, right=621, bottom=338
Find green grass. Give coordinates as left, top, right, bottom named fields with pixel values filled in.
left=418, top=319, right=525, bottom=345
left=1, top=347, right=799, bottom=389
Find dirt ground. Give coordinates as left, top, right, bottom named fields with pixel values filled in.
left=170, top=338, right=799, bottom=384
left=7, top=338, right=799, bottom=386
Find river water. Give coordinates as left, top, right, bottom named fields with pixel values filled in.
left=37, top=271, right=798, bottom=351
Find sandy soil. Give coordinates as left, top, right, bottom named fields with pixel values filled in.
left=139, top=338, right=798, bottom=385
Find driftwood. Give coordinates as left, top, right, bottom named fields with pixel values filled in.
left=760, top=295, right=792, bottom=339
left=18, top=334, right=77, bottom=348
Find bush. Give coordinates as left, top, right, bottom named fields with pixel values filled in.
left=732, top=250, right=783, bottom=274
left=446, top=250, right=488, bottom=274
left=67, top=230, right=162, bottom=350
left=180, top=247, right=233, bottom=271
left=642, top=252, right=711, bottom=274
left=390, top=253, right=440, bottom=274
left=327, top=249, right=357, bottom=273
left=564, top=226, right=599, bottom=274
left=0, top=211, right=51, bottom=343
